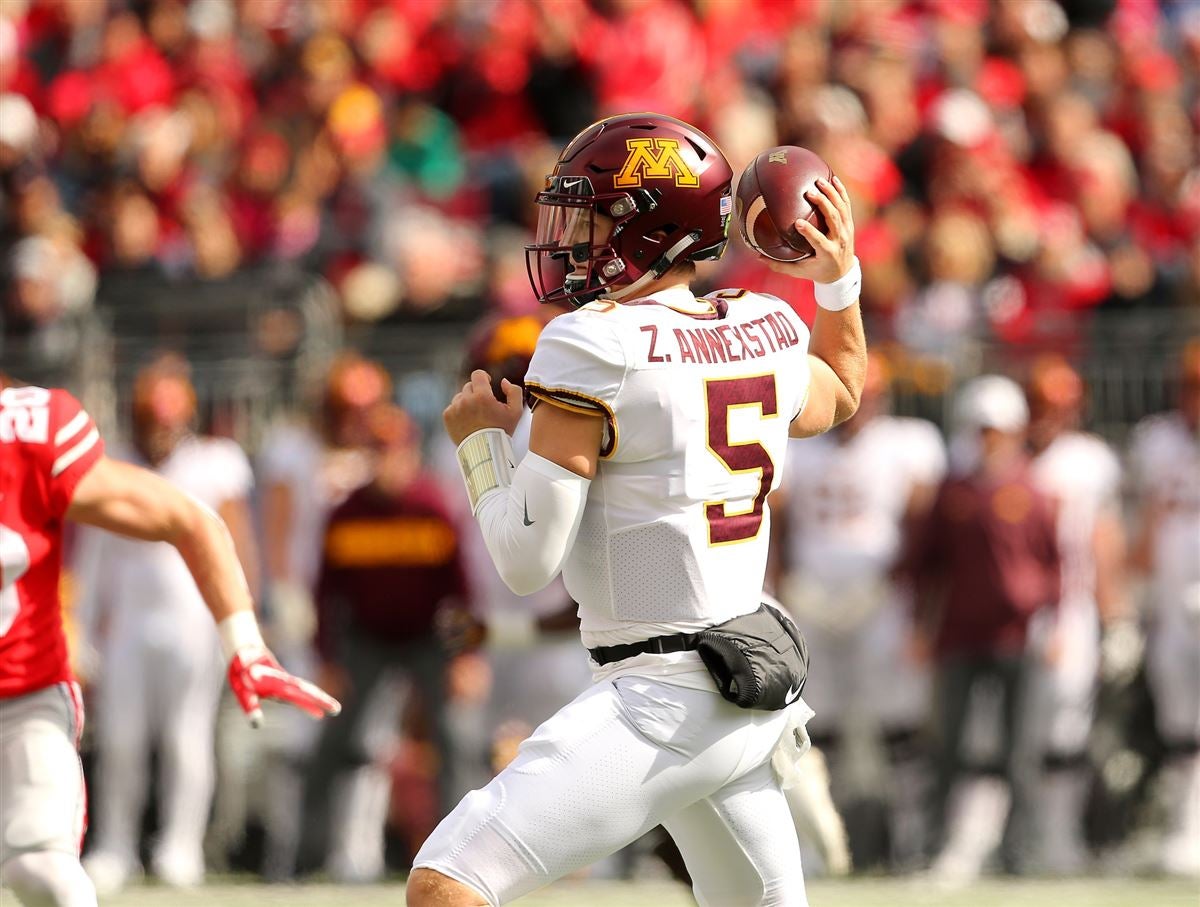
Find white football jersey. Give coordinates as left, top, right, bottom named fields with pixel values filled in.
left=76, top=435, right=253, bottom=642
left=1129, top=412, right=1200, bottom=591
left=1030, top=431, right=1121, bottom=604
left=524, top=285, right=811, bottom=657
left=781, top=415, right=946, bottom=582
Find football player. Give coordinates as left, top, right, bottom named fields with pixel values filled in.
left=1129, top=340, right=1200, bottom=877
left=75, top=356, right=259, bottom=893
left=772, top=352, right=946, bottom=871
left=1023, top=355, right=1126, bottom=874
left=410, top=113, right=865, bottom=907
left=0, top=379, right=340, bottom=907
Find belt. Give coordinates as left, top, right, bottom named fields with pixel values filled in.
left=588, top=632, right=700, bottom=666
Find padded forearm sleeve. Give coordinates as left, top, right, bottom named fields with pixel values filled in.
left=474, top=450, right=590, bottom=596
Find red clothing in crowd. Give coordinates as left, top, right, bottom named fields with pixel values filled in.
left=314, top=476, right=468, bottom=659
left=909, top=459, right=1061, bottom=658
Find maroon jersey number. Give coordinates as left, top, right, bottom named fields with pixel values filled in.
left=704, top=374, right=778, bottom=545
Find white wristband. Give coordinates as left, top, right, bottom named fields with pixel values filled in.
left=456, top=428, right=516, bottom=514
left=217, top=610, right=265, bottom=662
left=813, top=256, right=861, bottom=312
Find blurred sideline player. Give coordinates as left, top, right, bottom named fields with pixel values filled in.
left=409, top=112, right=866, bottom=907
left=771, top=352, right=945, bottom=871
left=1023, top=356, right=1126, bottom=874
left=911, top=376, right=1060, bottom=881
left=225, top=353, right=389, bottom=878
left=1128, top=340, right=1200, bottom=877
left=0, top=376, right=339, bottom=907
left=73, top=356, right=258, bottom=893
left=299, top=403, right=475, bottom=882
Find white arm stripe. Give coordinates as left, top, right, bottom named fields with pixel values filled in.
left=51, top=428, right=99, bottom=477
left=54, top=410, right=89, bottom=447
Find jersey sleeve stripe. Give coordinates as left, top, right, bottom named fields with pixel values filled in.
left=526, top=392, right=604, bottom=418
left=54, top=409, right=90, bottom=447
left=525, top=382, right=618, bottom=458
left=51, top=427, right=99, bottom=477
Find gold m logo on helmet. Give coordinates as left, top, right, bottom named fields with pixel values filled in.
left=614, top=138, right=701, bottom=188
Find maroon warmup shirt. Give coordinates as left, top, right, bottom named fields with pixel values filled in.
left=908, top=460, right=1061, bottom=658
left=314, top=475, right=469, bottom=659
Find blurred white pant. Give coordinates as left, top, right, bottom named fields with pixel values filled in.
left=89, top=623, right=222, bottom=884
left=0, top=684, right=87, bottom=865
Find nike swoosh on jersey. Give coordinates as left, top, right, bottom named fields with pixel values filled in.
left=785, top=683, right=803, bottom=705
left=523, top=497, right=536, bottom=526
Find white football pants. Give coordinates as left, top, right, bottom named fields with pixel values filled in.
left=0, top=684, right=95, bottom=907
left=89, top=628, right=222, bottom=880
left=415, top=673, right=808, bottom=906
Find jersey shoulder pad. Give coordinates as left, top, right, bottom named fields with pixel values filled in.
left=197, top=436, right=255, bottom=500
left=1066, top=431, right=1121, bottom=478
left=524, top=311, right=626, bottom=414
left=1127, top=413, right=1181, bottom=483
left=891, top=417, right=948, bottom=482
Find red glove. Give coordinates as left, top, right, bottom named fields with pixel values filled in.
left=227, top=647, right=342, bottom=728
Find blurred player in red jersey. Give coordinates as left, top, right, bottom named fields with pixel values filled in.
left=0, top=379, right=340, bottom=907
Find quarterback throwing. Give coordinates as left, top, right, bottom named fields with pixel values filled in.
left=414, top=113, right=865, bottom=907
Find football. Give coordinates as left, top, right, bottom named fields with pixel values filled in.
left=735, top=145, right=834, bottom=262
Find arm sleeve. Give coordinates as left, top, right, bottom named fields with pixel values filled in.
left=524, top=313, right=626, bottom=458
left=474, top=451, right=590, bottom=597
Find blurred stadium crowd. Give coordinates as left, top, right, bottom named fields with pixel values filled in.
left=1, top=0, right=1199, bottom=897
left=2, top=0, right=1198, bottom=346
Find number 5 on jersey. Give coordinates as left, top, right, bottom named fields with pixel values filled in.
left=705, top=375, right=777, bottom=545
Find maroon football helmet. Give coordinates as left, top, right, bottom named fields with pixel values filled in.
left=526, top=113, right=735, bottom=307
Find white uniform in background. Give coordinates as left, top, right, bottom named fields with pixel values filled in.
left=1129, top=412, right=1200, bottom=876
left=415, top=287, right=817, bottom=906
left=77, top=435, right=253, bottom=892
left=777, top=416, right=944, bottom=872
left=1027, top=430, right=1121, bottom=871
left=780, top=416, right=946, bottom=735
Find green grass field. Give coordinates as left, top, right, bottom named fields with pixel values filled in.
left=6, top=877, right=1195, bottom=907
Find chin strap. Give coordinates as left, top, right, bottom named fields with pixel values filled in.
left=604, top=233, right=700, bottom=302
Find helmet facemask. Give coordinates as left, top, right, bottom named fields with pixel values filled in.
left=526, top=174, right=644, bottom=307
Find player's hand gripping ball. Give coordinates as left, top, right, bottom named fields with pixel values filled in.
left=736, top=146, right=835, bottom=262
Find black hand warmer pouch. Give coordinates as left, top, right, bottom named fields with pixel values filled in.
left=695, top=603, right=810, bottom=711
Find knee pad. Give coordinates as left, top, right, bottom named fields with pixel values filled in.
left=2, top=850, right=96, bottom=907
